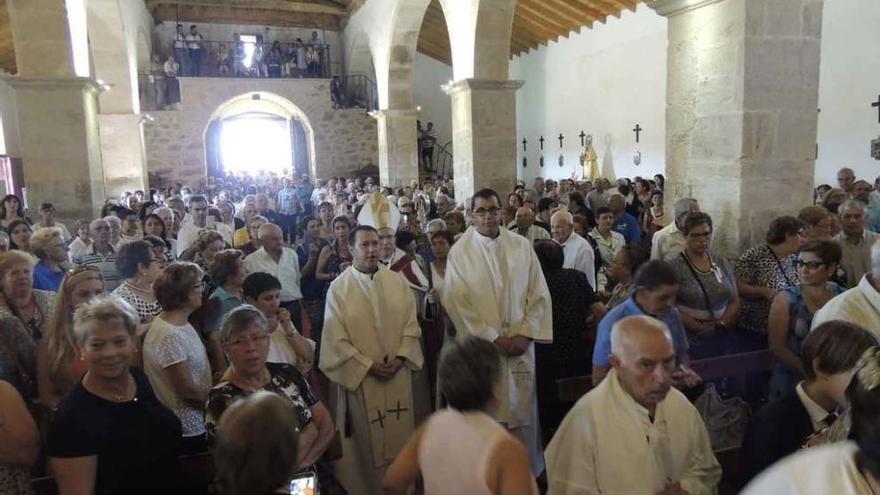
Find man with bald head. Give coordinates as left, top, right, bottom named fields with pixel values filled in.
left=837, top=166, right=856, bottom=195
left=546, top=316, right=721, bottom=495
left=551, top=209, right=596, bottom=290
left=244, top=223, right=304, bottom=326
left=513, top=207, right=551, bottom=243
left=813, top=239, right=880, bottom=337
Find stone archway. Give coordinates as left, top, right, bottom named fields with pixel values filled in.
left=204, top=91, right=318, bottom=179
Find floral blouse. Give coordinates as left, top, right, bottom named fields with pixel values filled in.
left=735, top=244, right=799, bottom=334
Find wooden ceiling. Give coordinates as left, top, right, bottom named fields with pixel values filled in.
left=418, top=0, right=643, bottom=64
left=146, top=0, right=354, bottom=30
left=0, top=0, right=641, bottom=74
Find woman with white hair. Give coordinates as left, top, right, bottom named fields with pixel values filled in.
left=31, top=227, right=69, bottom=292
left=46, top=295, right=182, bottom=495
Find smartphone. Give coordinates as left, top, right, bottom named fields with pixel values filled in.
left=289, top=471, right=318, bottom=495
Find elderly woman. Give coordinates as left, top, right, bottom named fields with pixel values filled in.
left=242, top=272, right=314, bottom=374
left=213, top=392, right=301, bottom=495
left=7, top=220, right=32, bottom=252
left=0, top=380, right=39, bottom=495
left=155, top=206, right=178, bottom=241
left=383, top=337, right=536, bottom=495
left=112, top=240, right=163, bottom=324
left=735, top=216, right=802, bottom=337
left=205, top=305, right=335, bottom=479
left=104, top=215, right=122, bottom=248
left=533, top=240, right=605, bottom=430
left=143, top=262, right=212, bottom=454
left=37, top=266, right=105, bottom=409
left=0, top=194, right=27, bottom=231
left=768, top=239, right=845, bottom=398
left=605, top=245, right=646, bottom=310
left=69, top=219, right=92, bottom=259
left=31, top=227, right=69, bottom=292
left=47, top=296, right=182, bottom=495
left=670, top=212, right=741, bottom=359
left=0, top=250, right=56, bottom=341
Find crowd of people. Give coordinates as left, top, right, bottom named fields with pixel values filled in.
left=4, top=166, right=880, bottom=494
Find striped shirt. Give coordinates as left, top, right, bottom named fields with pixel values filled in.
left=73, top=245, right=121, bottom=291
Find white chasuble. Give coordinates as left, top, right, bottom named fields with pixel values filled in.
left=319, top=267, right=424, bottom=467
left=442, top=227, right=552, bottom=428
left=545, top=370, right=721, bottom=495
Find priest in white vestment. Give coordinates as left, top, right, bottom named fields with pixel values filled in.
left=812, top=243, right=880, bottom=336
left=320, top=225, right=425, bottom=493
left=551, top=209, right=597, bottom=290
left=545, top=315, right=720, bottom=495
left=442, top=188, right=553, bottom=476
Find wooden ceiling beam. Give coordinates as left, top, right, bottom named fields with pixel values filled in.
left=512, top=9, right=564, bottom=42
left=416, top=40, right=450, bottom=65
left=580, top=0, right=622, bottom=18
left=146, top=0, right=346, bottom=15
left=510, top=27, right=538, bottom=51
left=543, top=0, right=602, bottom=26
left=151, top=4, right=341, bottom=29
left=516, top=0, right=580, bottom=38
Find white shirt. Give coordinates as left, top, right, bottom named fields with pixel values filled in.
left=545, top=370, right=721, bottom=495
left=589, top=229, right=626, bottom=267
left=812, top=274, right=880, bottom=337
left=175, top=221, right=233, bottom=256
left=651, top=221, right=687, bottom=262
left=266, top=321, right=315, bottom=366
left=186, top=33, right=202, bottom=50
left=742, top=441, right=871, bottom=495
left=244, top=246, right=303, bottom=302
left=68, top=237, right=91, bottom=259
left=558, top=232, right=597, bottom=290
left=512, top=224, right=551, bottom=243
left=142, top=317, right=211, bottom=437
left=795, top=381, right=833, bottom=432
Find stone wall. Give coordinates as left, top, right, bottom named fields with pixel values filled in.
left=143, top=77, right=378, bottom=187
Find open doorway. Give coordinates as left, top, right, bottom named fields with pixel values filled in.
left=219, top=112, right=292, bottom=176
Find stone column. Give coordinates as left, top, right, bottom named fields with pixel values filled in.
left=443, top=79, right=523, bottom=203
left=10, top=78, right=106, bottom=221
left=8, top=0, right=106, bottom=221
left=372, top=108, right=420, bottom=188
left=652, top=0, right=822, bottom=255
left=98, top=114, right=148, bottom=198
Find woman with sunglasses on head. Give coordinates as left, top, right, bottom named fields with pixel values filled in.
left=112, top=241, right=163, bottom=326
left=0, top=194, right=28, bottom=232
left=768, top=239, right=845, bottom=399
left=37, top=266, right=105, bottom=409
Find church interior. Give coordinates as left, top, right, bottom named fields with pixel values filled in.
left=2, top=0, right=880, bottom=494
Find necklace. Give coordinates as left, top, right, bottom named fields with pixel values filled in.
left=84, top=373, right=137, bottom=402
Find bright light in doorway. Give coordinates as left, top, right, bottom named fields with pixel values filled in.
left=220, top=115, right=292, bottom=176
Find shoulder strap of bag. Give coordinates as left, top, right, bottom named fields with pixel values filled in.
left=680, top=252, right=716, bottom=322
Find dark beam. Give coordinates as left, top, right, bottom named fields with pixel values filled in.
left=150, top=4, right=341, bottom=29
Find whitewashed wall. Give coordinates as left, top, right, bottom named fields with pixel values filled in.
left=413, top=53, right=453, bottom=150
left=815, top=0, right=880, bottom=185
left=510, top=4, right=667, bottom=183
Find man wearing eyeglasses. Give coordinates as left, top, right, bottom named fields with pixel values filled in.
left=442, top=188, right=552, bottom=479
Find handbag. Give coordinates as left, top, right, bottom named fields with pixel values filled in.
left=694, top=383, right=750, bottom=451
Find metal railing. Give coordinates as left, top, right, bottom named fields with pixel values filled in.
left=154, top=40, right=335, bottom=79
left=334, top=74, right=378, bottom=111
left=433, top=141, right=454, bottom=179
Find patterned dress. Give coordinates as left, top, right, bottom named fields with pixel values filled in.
left=735, top=244, right=799, bottom=334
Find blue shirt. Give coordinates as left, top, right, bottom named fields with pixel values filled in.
left=613, top=212, right=642, bottom=244
left=592, top=294, right=690, bottom=367
left=33, top=262, right=64, bottom=292
left=297, top=240, right=327, bottom=300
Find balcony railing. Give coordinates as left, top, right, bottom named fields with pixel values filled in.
left=153, top=40, right=335, bottom=79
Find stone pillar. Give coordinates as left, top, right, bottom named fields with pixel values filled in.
left=372, top=108, right=420, bottom=188
left=98, top=114, right=148, bottom=198
left=652, top=0, right=822, bottom=255
left=443, top=79, right=523, bottom=202
left=10, top=78, right=106, bottom=221
left=8, top=0, right=106, bottom=221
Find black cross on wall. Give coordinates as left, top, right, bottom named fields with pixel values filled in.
left=539, top=136, right=545, bottom=150
left=872, top=95, right=880, bottom=124
left=633, top=124, right=643, bottom=143
left=558, top=133, right=564, bottom=148
left=522, top=138, right=527, bottom=152
left=579, top=131, right=586, bottom=146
